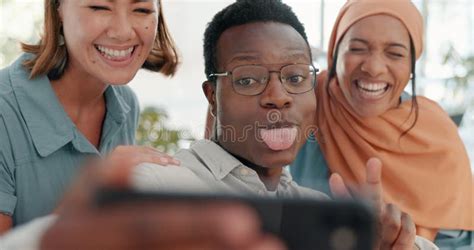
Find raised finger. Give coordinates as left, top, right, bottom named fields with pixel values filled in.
left=365, top=158, right=383, bottom=213
left=392, top=212, right=416, bottom=250
left=141, top=146, right=181, bottom=165
left=329, top=173, right=352, bottom=199
left=99, top=153, right=180, bottom=187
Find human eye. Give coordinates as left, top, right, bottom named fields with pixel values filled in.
left=134, top=8, right=155, bottom=14
left=282, top=66, right=307, bottom=85
left=387, top=50, right=406, bottom=59
left=349, top=46, right=367, bottom=53
left=285, top=75, right=306, bottom=85
left=89, top=5, right=110, bottom=11
left=234, top=77, right=259, bottom=87
left=133, top=2, right=156, bottom=15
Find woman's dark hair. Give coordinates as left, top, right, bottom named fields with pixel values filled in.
left=327, top=37, right=419, bottom=136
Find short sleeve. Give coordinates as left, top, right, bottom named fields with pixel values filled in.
left=0, top=116, right=17, bottom=215
left=0, top=153, right=16, bottom=215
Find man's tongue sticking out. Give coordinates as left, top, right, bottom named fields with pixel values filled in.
left=260, top=127, right=297, bottom=151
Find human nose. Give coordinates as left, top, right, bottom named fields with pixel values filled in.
left=259, top=73, right=292, bottom=109
left=360, top=53, right=388, bottom=77
left=107, top=12, right=136, bottom=42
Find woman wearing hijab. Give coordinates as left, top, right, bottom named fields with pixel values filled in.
left=291, top=0, right=472, bottom=243
left=0, top=0, right=179, bottom=233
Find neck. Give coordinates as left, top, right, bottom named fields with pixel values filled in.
left=51, top=66, right=108, bottom=119
left=225, top=147, right=283, bottom=191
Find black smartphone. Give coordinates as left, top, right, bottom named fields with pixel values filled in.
left=95, top=189, right=375, bottom=250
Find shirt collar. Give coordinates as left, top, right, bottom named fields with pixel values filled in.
left=104, top=86, right=131, bottom=124
left=189, top=139, right=294, bottom=187
left=189, top=140, right=245, bottom=179
left=10, top=54, right=74, bottom=157
left=9, top=54, right=131, bottom=157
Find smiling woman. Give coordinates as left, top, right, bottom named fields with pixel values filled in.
left=0, top=0, right=178, bottom=233
left=335, top=15, right=412, bottom=118
left=290, top=0, right=472, bottom=243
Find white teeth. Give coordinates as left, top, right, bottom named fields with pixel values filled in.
left=356, top=80, right=389, bottom=97
left=96, top=45, right=134, bottom=59
left=357, top=80, right=388, bottom=92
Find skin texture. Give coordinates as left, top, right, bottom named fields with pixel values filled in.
left=53, top=0, right=159, bottom=147
left=0, top=0, right=177, bottom=234
left=329, top=158, right=417, bottom=250
left=59, top=0, right=158, bottom=86
left=37, top=19, right=416, bottom=250
left=335, top=15, right=412, bottom=117
left=203, top=22, right=317, bottom=190
left=0, top=215, right=12, bottom=235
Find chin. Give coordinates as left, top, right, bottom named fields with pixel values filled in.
left=259, top=152, right=295, bottom=168
left=104, top=76, right=135, bottom=85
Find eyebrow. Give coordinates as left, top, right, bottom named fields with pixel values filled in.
left=350, top=38, right=409, bottom=50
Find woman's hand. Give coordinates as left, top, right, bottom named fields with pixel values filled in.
left=100, top=145, right=180, bottom=186
left=107, top=145, right=180, bottom=167
left=329, top=157, right=417, bottom=250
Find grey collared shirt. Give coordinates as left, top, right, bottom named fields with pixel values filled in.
left=0, top=54, right=139, bottom=226
left=132, top=139, right=328, bottom=200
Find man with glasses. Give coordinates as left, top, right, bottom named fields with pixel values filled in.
left=132, top=8, right=320, bottom=198
left=2, top=1, right=431, bottom=249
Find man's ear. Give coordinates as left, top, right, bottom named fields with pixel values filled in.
left=202, top=81, right=217, bottom=117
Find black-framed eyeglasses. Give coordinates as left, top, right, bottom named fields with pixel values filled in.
left=208, top=64, right=318, bottom=96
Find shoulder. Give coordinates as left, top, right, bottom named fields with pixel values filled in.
left=0, top=53, right=34, bottom=85
left=131, top=161, right=212, bottom=194
left=415, top=96, right=448, bottom=113
left=403, top=96, right=456, bottom=128
left=0, top=54, right=38, bottom=103
left=401, top=95, right=446, bottom=114
left=0, top=63, right=14, bottom=96
left=0, top=56, right=39, bottom=168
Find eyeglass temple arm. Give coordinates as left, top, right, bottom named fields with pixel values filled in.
left=208, top=72, right=230, bottom=78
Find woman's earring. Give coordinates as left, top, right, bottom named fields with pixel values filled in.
left=58, top=34, right=65, bottom=46
left=410, top=73, right=413, bottom=79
